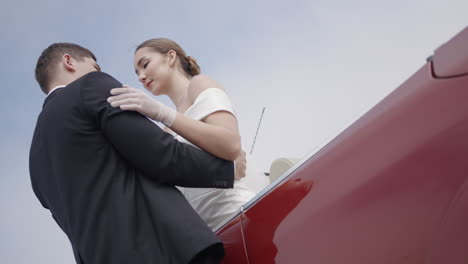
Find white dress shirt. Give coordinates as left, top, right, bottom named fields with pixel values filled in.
left=46, top=85, right=66, bottom=98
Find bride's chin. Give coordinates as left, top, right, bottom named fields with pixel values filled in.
left=152, top=85, right=168, bottom=96
left=149, top=86, right=161, bottom=96
left=152, top=89, right=165, bottom=96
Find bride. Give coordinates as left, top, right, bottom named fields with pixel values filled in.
left=107, top=38, right=260, bottom=229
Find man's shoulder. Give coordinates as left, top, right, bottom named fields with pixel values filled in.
left=83, top=71, right=118, bottom=81
left=72, top=71, right=122, bottom=100
left=73, top=71, right=121, bottom=88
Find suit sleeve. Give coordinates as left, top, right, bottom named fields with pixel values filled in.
left=80, top=71, right=234, bottom=188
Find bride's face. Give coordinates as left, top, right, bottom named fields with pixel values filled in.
left=134, top=47, right=172, bottom=96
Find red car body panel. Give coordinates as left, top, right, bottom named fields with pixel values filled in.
left=217, top=215, right=249, bottom=264
left=217, top=27, right=468, bottom=263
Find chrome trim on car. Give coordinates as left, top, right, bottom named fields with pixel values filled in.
left=242, top=153, right=312, bottom=210
left=214, top=123, right=355, bottom=232
left=213, top=155, right=308, bottom=233
left=213, top=206, right=243, bottom=232
left=214, top=151, right=315, bottom=232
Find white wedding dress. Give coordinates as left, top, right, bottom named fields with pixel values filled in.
left=174, top=88, right=264, bottom=230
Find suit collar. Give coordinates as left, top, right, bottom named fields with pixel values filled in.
left=47, top=85, right=66, bottom=97
left=43, top=85, right=65, bottom=108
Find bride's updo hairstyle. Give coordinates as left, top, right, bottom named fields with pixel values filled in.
left=136, top=38, right=201, bottom=77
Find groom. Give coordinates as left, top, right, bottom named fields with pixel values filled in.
left=30, top=43, right=237, bottom=264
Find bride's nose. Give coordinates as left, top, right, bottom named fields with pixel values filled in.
left=138, top=72, right=146, bottom=83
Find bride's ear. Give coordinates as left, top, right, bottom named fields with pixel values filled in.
left=167, top=50, right=177, bottom=67
left=61, top=54, right=75, bottom=72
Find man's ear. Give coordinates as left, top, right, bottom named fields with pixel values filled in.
left=167, top=50, right=177, bottom=67
left=61, top=54, right=75, bottom=72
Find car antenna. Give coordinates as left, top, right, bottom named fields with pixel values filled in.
left=250, top=106, right=266, bottom=155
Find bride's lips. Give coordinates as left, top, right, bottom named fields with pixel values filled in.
left=145, top=80, right=153, bottom=89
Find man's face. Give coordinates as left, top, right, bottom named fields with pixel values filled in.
left=73, top=56, right=101, bottom=78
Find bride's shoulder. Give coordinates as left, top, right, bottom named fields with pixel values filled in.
left=188, top=75, right=224, bottom=104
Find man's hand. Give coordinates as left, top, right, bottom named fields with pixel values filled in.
left=234, top=150, right=247, bottom=180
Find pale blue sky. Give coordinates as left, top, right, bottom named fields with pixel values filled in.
left=1, top=0, right=466, bottom=263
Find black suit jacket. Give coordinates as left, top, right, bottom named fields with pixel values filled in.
left=29, top=71, right=234, bottom=263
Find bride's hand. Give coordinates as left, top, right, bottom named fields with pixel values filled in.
left=234, top=150, right=247, bottom=180
left=107, top=85, right=176, bottom=126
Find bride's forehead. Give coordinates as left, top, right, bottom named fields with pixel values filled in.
left=135, top=49, right=164, bottom=62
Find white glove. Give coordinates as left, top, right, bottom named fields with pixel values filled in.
left=149, top=99, right=177, bottom=127
left=107, top=85, right=177, bottom=127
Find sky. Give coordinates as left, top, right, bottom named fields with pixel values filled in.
left=1, top=0, right=467, bottom=263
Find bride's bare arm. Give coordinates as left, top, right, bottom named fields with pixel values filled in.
left=169, top=75, right=241, bottom=161
left=107, top=75, right=241, bottom=161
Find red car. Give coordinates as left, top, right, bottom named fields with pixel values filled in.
left=216, top=26, right=468, bottom=263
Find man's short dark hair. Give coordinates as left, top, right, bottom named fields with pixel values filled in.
left=35, top=43, right=97, bottom=94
